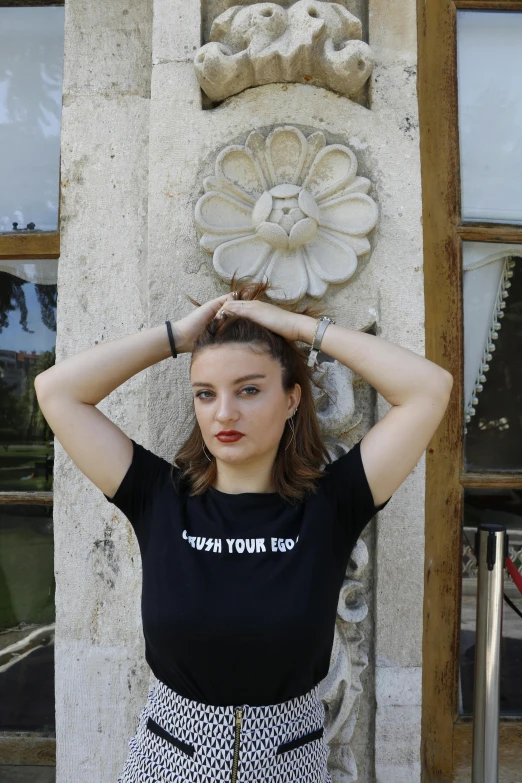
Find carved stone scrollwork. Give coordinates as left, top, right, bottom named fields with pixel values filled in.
left=194, top=0, right=375, bottom=102
left=310, top=357, right=373, bottom=781
left=312, top=359, right=358, bottom=439
left=320, top=539, right=370, bottom=781
left=195, top=125, right=378, bottom=303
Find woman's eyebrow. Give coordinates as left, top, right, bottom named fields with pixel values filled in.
left=191, top=373, right=267, bottom=388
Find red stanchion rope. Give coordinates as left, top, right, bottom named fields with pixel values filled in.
left=505, top=556, right=522, bottom=596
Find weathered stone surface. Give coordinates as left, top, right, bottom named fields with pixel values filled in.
left=56, top=91, right=153, bottom=783
left=375, top=667, right=423, bottom=783
left=63, top=0, right=152, bottom=97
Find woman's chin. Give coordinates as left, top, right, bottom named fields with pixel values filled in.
left=214, top=443, right=262, bottom=463
left=215, top=447, right=248, bottom=463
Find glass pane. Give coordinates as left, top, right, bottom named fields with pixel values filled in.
left=0, top=7, right=65, bottom=233
left=0, top=504, right=55, bottom=731
left=457, top=11, right=522, bottom=224
left=459, top=489, right=522, bottom=717
left=463, top=242, right=522, bottom=471
left=0, top=266, right=57, bottom=491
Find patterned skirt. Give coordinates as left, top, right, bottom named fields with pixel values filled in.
left=117, top=675, right=331, bottom=782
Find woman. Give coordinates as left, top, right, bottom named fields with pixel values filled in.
left=34, top=278, right=453, bottom=783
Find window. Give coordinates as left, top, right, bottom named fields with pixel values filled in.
left=0, top=1, right=63, bottom=772
left=457, top=11, right=522, bottom=225
left=419, top=1, right=522, bottom=780
left=0, top=6, right=63, bottom=234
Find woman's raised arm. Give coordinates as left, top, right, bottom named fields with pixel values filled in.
left=34, top=293, right=236, bottom=499
left=295, top=317, right=453, bottom=507
left=33, top=322, right=188, bottom=499
left=35, top=323, right=187, bottom=406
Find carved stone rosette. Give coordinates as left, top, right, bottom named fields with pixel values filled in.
left=195, top=125, right=378, bottom=304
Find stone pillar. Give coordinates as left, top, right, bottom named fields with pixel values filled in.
left=370, top=3, right=424, bottom=781
left=56, top=2, right=152, bottom=780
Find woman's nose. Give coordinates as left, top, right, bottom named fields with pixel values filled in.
left=215, top=395, right=239, bottom=422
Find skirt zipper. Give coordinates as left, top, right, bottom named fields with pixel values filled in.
left=231, top=706, right=243, bottom=783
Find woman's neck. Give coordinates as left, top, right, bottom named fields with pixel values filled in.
left=212, top=451, right=277, bottom=494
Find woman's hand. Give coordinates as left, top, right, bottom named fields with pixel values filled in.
left=215, top=298, right=314, bottom=343
left=173, top=292, right=237, bottom=353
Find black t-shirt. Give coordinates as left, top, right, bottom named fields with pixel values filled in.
left=103, top=438, right=392, bottom=707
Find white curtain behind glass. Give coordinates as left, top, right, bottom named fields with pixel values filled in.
left=457, top=11, right=522, bottom=224
left=0, top=7, right=64, bottom=232
left=0, top=259, right=58, bottom=284
left=463, top=242, right=520, bottom=428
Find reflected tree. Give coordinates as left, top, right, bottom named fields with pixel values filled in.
left=0, top=271, right=57, bottom=333
left=0, top=375, right=23, bottom=445
left=20, top=347, right=56, bottom=442
left=0, top=272, right=56, bottom=449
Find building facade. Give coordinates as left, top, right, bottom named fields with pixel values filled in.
left=0, top=1, right=520, bottom=781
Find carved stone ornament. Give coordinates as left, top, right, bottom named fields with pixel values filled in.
left=311, top=356, right=370, bottom=781
left=195, top=126, right=378, bottom=303
left=194, top=0, right=375, bottom=102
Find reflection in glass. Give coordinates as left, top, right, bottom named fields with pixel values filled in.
left=457, top=11, right=522, bottom=224
left=463, top=242, right=522, bottom=471
left=0, top=7, right=64, bottom=232
left=0, top=504, right=55, bottom=731
left=459, top=489, right=522, bottom=717
left=0, top=267, right=57, bottom=492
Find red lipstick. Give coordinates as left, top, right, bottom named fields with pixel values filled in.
left=216, top=430, right=244, bottom=442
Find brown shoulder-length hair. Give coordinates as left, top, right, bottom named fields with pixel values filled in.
left=172, top=274, right=336, bottom=504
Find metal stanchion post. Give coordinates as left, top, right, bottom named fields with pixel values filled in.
left=471, top=523, right=509, bottom=783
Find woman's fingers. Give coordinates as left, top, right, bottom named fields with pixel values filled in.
left=217, top=299, right=253, bottom=318
left=210, top=292, right=238, bottom=318
left=214, top=299, right=300, bottom=340
left=207, top=292, right=236, bottom=315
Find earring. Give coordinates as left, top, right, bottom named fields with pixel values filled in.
left=202, top=441, right=213, bottom=462
left=284, top=406, right=298, bottom=451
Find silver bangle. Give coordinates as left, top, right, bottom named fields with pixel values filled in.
left=307, top=316, right=335, bottom=367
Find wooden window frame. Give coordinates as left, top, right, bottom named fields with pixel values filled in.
left=418, top=0, right=522, bottom=779
left=0, top=0, right=63, bottom=6
left=0, top=0, right=63, bottom=767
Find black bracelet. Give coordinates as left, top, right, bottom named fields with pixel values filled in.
left=165, top=320, right=177, bottom=359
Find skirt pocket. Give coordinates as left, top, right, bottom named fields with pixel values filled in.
left=276, top=725, right=324, bottom=755
left=146, top=715, right=196, bottom=758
